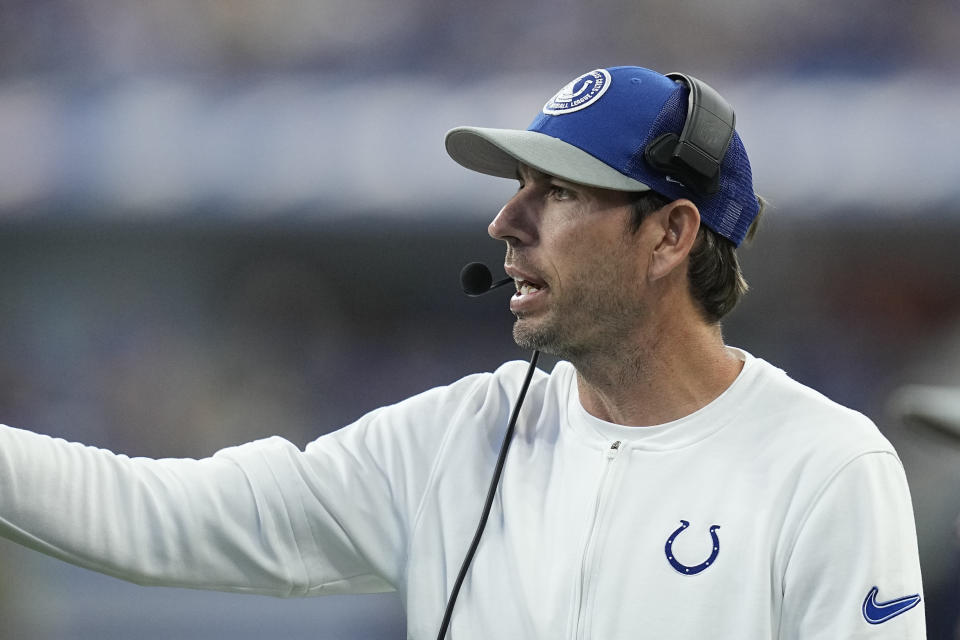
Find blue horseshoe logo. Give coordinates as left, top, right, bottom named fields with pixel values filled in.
left=664, top=520, right=721, bottom=575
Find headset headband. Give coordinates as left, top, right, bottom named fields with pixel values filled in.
left=643, top=72, right=736, bottom=196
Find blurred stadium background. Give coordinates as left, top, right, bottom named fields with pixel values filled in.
left=1, top=1, right=959, bottom=638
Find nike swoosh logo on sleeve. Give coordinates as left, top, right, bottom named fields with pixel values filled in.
left=861, top=586, right=921, bottom=624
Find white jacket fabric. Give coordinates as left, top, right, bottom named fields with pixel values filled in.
left=0, top=349, right=925, bottom=638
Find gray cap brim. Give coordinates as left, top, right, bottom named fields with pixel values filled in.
left=445, top=126, right=651, bottom=192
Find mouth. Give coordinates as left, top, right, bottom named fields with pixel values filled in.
left=508, top=271, right=549, bottom=314
left=514, top=279, right=546, bottom=296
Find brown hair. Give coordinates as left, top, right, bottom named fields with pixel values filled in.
left=630, top=192, right=766, bottom=323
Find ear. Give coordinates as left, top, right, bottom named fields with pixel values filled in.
left=647, top=199, right=701, bottom=282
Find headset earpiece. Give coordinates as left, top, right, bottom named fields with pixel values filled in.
left=643, top=72, right=736, bottom=196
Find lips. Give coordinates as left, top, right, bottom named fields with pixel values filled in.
left=505, top=266, right=548, bottom=312
left=505, top=265, right=545, bottom=290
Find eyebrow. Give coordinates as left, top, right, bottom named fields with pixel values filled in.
left=515, top=164, right=553, bottom=183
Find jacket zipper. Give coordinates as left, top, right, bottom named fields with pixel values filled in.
left=572, top=440, right=623, bottom=640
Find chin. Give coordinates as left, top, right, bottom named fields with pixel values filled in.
left=512, top=317, right=576, bottom=359
left=512, top=317, right=548, bottom=351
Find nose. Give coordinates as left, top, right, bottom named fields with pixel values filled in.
left=488, top=188, right=538, bottom=246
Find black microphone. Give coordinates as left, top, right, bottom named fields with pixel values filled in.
left=460, top=262, right=512, bottom=296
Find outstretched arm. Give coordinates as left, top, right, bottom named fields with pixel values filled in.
left=0, top=427, right=329, bottom=595
left=0, top=370, right=494, bottom=598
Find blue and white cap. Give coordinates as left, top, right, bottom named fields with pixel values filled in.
left=445, top=66, right=760, bottom=246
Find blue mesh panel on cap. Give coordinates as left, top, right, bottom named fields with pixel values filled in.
left=716, top=132, right=756, bottom=244
left=646, top=86, right=687, bottom=147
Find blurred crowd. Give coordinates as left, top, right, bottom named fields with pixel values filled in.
left=1, top=1, right=959, bottom=219
left=0, top=0, right=956, bottom=79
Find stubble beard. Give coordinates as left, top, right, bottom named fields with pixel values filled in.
left=513, top=300, right=624, bottom=363
left=511, top=290, right=639, bottom=364
left=512, top=312, right=572, bottom=357
left=507, top=235, right=643, bottom=363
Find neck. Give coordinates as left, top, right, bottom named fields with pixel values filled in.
left=573, top=314, right=743, bottom=427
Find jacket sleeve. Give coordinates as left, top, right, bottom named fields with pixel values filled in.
left=779, top=451, right=926, bottom=639
left=0, top=371, right=492, bottom=598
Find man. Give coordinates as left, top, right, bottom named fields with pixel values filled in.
left=0, top=66, right=925, bottom=638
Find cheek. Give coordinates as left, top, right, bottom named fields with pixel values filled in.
left=599, top=241, right=648, bottom=294
left=547, top=230, right=594, bottom=274
left=541, top=210, right=640, bottom=287
left=551, top=235, right=631, bottom=290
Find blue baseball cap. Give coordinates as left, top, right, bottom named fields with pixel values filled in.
left=445, top=66, right=760, bottom=246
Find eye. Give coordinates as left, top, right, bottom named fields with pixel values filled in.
left=549, top=184, right=573, bottom=200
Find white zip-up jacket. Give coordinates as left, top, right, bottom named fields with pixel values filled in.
left=0, top=349, right=925, bottom=638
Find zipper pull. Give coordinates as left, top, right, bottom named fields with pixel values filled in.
left=606, top=440, right=622, bottom=459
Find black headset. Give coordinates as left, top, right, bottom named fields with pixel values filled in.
left=643, top=72, right=736, bottom=196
